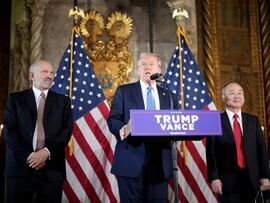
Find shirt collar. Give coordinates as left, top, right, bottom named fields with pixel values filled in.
left=226, top=108, right=242, bottom=121
left=139, top=80, right=157, bottom=92
left=32, top=86, right=49, bottom=100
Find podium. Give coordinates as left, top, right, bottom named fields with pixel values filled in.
left=130, top=109, right=222, bottom=203
left=130, top=109, right=222, bottom=137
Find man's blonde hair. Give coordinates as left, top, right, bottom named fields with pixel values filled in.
left=138, top=52, right=161, bottom=68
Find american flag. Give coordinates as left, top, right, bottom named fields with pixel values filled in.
left=50, top=29, right=119, bottom=203
left=162, top=34, right=218, bottom=203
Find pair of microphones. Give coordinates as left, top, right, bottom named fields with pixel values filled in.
left=150, top=72, right=174, bottom=109
left=150, top=73, right=164, bottom=82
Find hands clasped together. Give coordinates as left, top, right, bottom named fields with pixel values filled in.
left=26, top=148, right=50, bottom=170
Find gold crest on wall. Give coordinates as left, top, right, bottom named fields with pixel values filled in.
left=80, top=10, right=133, bottom=104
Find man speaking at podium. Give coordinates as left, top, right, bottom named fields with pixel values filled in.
left=108, top=52, right=178, bottom=203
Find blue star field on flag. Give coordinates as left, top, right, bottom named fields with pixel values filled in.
left=51, top=31, right=105, bottom=121
left=162, top=36, right=212, bottom=110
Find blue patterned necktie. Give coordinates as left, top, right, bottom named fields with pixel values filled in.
left=146, top=86, right=156, bottom=110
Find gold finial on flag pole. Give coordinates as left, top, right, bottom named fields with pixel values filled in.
left=69, top=6, right=85, bottom=26
left=69, top=0, right=84, bottom=25
left=172, top=8, right=189, bottom=27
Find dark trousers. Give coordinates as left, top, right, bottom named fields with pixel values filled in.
left=117, top=150, right=169, bottom=203
left=220, top=169, right=256, bottom=203
left=6, top=171, right=63, bottom=203
left=117, top=175, right=168, bottom=203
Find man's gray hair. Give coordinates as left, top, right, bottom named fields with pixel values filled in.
left=29, top=62, right=38, bottom=73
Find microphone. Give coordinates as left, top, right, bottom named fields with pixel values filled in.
left=150, top=73, right=163, bottom=81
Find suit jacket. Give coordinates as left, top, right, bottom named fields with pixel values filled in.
left=206, top=111, right=269, bottom=190
left=4, top=89, right=73, bottom=181
left=107, top=81, right=179, bottom=180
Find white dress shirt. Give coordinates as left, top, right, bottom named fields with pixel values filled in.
left=226, top=109, right=243, bottom=136
left=140, top=80, right=160, bottom=110
left=32, top=87, right=50, bottom=154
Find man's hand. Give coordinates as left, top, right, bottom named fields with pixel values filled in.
left=26, top=148, right=49, bottom=170
left=260, top=178, right=270, bottom=191
left=212, top=179, right=222, bottom=195
left=119, top=125, right=128, bottom=140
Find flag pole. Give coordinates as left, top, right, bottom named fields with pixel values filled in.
left=171, top=8, right=189, bottom=203
left=177, top=26, right=188, bottom=165
left=172, top=8, right=190, bottom=165
left=67, top=2, right=84, bottom=156
left=177, top=27, right=185, bottom=111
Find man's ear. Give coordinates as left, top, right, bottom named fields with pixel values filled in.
left=137, top=66, right=141, bottom=77
left=29, top=72, right=34, bottom=81
left=221, top=94, right=225, bottom=102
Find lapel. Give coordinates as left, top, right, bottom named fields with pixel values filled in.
left=157, top=85, right=168, bottom=109
left=43, top=90, right=56, bottom=120
left=132, top=81, right=170, bottom=110
left=241, top=112, right=247, bottom=144
left=222, top=111, right=236, bottom=144
left=132, top=81, right=145, bottom=109
left=24, top=89, right=37, bottom=117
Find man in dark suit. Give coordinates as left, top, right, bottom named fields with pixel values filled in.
left=4, top=60, right=73, bottom=203
left=206, top=82, right=270, bottom=203
left=107, top=52, right=179, bottom=203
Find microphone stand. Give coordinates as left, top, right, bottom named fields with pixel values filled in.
left=168, top=90, right=179, bottom=203
left=156, top=75, right=179, bottom=203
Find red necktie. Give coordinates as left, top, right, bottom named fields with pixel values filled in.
left=233, top=114, right=246, bottom=168
left=36, top=92, right=45, bottom=151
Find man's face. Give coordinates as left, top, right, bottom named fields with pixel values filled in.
left=137, top=56, right=161, bottom=84
left=222, top=83, right=245, bottom=111
left=30, top=61, right=54, bottom=91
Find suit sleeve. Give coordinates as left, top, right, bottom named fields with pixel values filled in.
left=45, top=96, right=73, bottom=159
left=206, top=136, right=220, bottom=182
left=255, top=117, right=270, bottom=179
left=107, top=87, right=126, bottom=140
left=3, top=94, right=32, bottom=163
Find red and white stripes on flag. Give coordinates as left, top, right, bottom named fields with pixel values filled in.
left=162, top=28, right=219, bottom=202
left=62, top=101, right=119, bottom=203
left=168, top=103, right=218, bottom=203
left=50, top=29, right=119, bottom=202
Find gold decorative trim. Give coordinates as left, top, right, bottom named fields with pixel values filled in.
left=201, top=0, right=217, bottom=106
left=211, top=0, right=220, bottom=108
left=259, top=0, right=270, bottom=148
left=80, top=10, right=105, bottom=38
left=106, top=12, right=133, bottom=39
left=249, top=0, right=266, bottom=133
left=79, top=11, right=133, bottom=104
